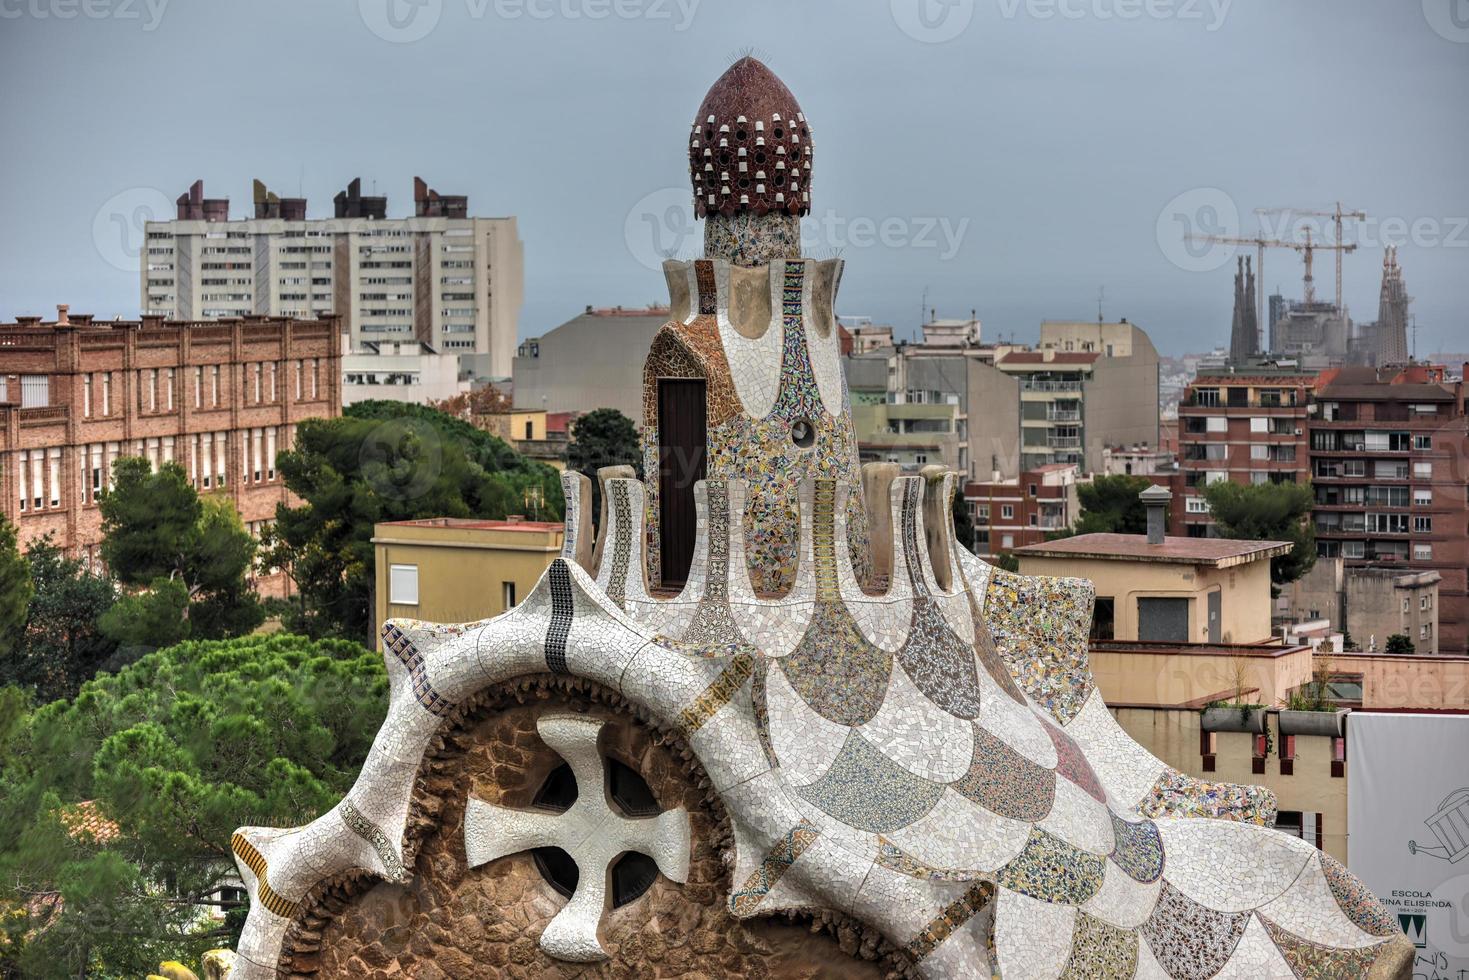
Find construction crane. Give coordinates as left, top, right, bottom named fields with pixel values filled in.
left=1184, top=232, right=1357, bottom=350
left=1254, top=202, right=1366, bottom=313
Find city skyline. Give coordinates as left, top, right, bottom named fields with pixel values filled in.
left=1, top=0, right=1466, bottom=357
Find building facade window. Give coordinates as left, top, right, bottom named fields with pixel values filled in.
left=390, top=564, right=419, bottom=605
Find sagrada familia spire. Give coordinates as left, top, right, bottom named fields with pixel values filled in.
left=1374, top=246, right=1410, bottom=365
left=1229, top=254, right=1259, bottom=361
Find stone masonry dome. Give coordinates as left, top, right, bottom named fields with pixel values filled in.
left=690, top=57, right=812, bottom=219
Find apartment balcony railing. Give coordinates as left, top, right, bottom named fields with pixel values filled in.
left=1046, top=409, right=1081, bottom=422
left=1021, top=380, right=1083, bottom=393
left=1047, top=436, right=1083, bottom=449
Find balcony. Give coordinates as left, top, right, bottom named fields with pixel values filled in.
left=1046, top=408, right=1081, bottom=422
left=1020, top=380, right=1083, bottom=393
left=1047, top=435, right=1082, bottom=449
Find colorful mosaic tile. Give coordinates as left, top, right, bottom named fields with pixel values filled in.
left=895, top=480, right=983, bottom=718
left=602, top=480, right=634, bottom=608
left=338, top=801, right=408, bottom=884
left=729, top=819, right=820, bottom=918
left=796, top=731, right=945, bottom=834
left=953, top=725, right=1056, bottom=823
left=678, top=653, right=755, bottom=735
left=1140, top=882, right=1251, bottom=979
left=1138, top=767, right=1278, bottom=826
left=543, top=559, right=574, bottom=675
left=230, top=832, right=299, bottom=920
left=1045, top=721, right=1108, bottom=804
left=1108, top=813, right=1165, bottom=884
left=983, top=570, right=1095, bottom=724
left=1059, top=910, right=1138, bottom=979
left=1258, top=914, right=1397, bottom=979
left=995, top=827, right=1106, bottom=906
left=381, top=621, right=454, bottom=717
left=777, top=481, right=892, bottom=727
left=1317, top=852, right=1400, bottom=938
left=876, top=837, right=986, bottom=883
left=905, top=880, right=997, bottom=963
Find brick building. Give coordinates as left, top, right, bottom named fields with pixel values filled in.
left=965, top=463, right=1080, bottom=561
left=1309, top=364, right=1469, bottom=654
left=1176, top=366, right=1315, bottom=535
left=0, top=307, right=341, bottom=568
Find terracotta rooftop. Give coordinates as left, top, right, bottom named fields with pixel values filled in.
left=1013, top=532, right=1291, bottom=568
left=380, top=517, right=564, bottom=533
left=59, top=800, right=121, bottom=845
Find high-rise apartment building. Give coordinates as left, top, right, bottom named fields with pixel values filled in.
left=994, top=320, right=1159, bottom=474
left=143, top=178, right=523, bottom=379
left=1176, top=365, right=1315, bottom=535
left=1309, top=364, right=1469, bottom=653
left=0, top=307, right=341, bottom=570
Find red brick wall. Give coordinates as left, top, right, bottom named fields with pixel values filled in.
left=0, top=316, right=342, bottom=570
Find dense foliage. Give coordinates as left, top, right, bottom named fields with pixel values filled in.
left=98, top=459, right=264, bottom=646
left=0, top=634, right=386, bottom=978
left=0, top=519, right=34, bottom=666
left=7, top=539, right=120, bottom=703
left=1202, top=479, right=1316, bottom=588
left=566, top=407, right=642, bottom=528
left=267, top=400, right=563, bottom=641
left=1386, top=633, right=1415, bottom=654
left=1073, top=474, right=1153, bottom=535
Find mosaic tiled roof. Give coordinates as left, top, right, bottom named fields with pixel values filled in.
left=224, top=59, right=1411, bottom=980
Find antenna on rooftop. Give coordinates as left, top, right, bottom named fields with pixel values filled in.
left=1097, top=286, right=1106, bottom=324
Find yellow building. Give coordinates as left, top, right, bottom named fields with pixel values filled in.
left=476, top=408, right=548, bottom=442
left=1015, top=532, right=1290, bottom=645
left=372, top=517, right=564, bottom=645
left=474, top=408, right=568, bottom=471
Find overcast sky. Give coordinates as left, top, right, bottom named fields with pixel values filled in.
left=1, top=0, right=1465, bottom=356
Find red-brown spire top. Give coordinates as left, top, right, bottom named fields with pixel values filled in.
left=689, top=57, right=812, bottom=219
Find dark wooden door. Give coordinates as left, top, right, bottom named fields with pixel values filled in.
left=657, top=379, right=707, bottom=586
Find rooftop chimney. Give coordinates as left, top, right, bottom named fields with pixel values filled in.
left=334, top=177, right=387, bottom=220
left=55, top=304, right=69, bottom=326
left=1140, top=484, right=1172, bottom=545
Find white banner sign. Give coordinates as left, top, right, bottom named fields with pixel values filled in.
left=1349, top=712, right=1469, bottom=978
